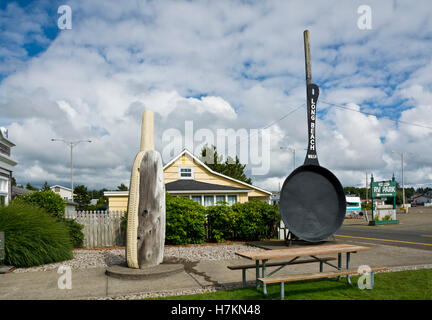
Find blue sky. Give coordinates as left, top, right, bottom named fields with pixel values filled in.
left=1, top=0, right=431, bottom=191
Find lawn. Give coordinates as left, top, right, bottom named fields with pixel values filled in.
left=151, top=269, right=432, bottom=300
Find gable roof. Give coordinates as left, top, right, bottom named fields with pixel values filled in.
left=50, top=185, right=72, bottom=191
left=166, top=179, right=251, bottom=193
left=163, top=149, right=272, bottom=196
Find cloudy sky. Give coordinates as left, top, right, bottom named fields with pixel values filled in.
left=1, top=0, right=431, bottom=191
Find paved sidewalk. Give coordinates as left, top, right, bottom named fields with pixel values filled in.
left=1, top=239, right=432, bottom=300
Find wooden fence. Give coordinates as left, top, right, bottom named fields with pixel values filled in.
left=65, top=210, right=126, bottom=248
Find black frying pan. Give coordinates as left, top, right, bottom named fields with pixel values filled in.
left=279, top=83, right=346, bottom=242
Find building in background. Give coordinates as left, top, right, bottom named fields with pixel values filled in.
left=105, top=149, right=272, bottom=211
left=411, top=194, right=432, bottom=206
left=0, top=127, right=17, bottom=206
left=11, top=185, right=34, bottom=199
left=50, top=185, right=73, bottom=201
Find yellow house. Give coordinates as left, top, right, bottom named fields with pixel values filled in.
left=104, top=149, right=272, bottom=211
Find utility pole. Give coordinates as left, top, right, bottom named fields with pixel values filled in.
left=51, top=139, right=92, bottom=202
left=365, top=171, right=368, bottom=210
left=280, top=146, right=296, bottom=171
left=392, top=151, right=409, bottom=210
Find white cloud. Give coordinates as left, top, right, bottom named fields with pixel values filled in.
left=1, top=0, right=432, bottom=191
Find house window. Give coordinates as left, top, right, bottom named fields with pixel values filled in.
left=215, top=195, right=226, bottom=204
left=55, top=186, right=60, bottom=192
left=179, top=167, right=193, bottom=179
left=191, top=195, right=202, bottom=205
left=204, top=195, right=214, bottom=207
left=227, top=195, right=238, bottom=205
left=0, top=178, right=8, bottom=193
left=0, top=143, right=10, bottom=156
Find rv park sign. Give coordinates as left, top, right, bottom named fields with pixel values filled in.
left=371, top=180, right=397, bottom=198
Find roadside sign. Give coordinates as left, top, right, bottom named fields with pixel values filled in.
left=371, top=180, right=396, bottom=198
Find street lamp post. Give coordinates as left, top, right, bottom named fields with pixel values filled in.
left=51, top=139, right=91, bottom=202
left=392, top=151, right=410, bottom=210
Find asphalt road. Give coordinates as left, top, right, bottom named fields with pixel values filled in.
left=335, top=225, right=432, bottom=251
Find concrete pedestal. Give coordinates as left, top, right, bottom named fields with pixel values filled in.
left=105, top=262, right=184, bottom=280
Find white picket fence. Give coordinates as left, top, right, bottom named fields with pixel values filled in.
left=65, top=210, right=126, bottom=248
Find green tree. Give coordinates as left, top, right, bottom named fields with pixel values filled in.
left=73, top=185, right=91, bottom=210
left=88, top=188, right=107, bottom=199
left=42, top=181, right=50, bottom=191
left=13, top=190, right=65, bottom=217
left=117, top=183, right=128, bottom=191
left=11, top=177, right=16, bottom=186
left=200, top=145, right=252, bottom=184
left=96, top=196, right=108, bottom=207
left=26, top=182, right=38, bottom=191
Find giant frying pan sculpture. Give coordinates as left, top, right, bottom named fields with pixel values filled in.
left=279, top=30, right=346, bottom=242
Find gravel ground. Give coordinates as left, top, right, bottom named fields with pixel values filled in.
left=13, top=244, right=261, bottom=273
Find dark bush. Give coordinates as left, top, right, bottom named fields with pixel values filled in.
left=120, top=212, right=127, bottom=234
left=13, top=190, right=65, bottom=217
left=60, top=218, right=84, bottom=248
left=165, top=194, right=206, bottom=245
left=231, top=200, right=280, bottom=241
left=206, top=203, right=235, bottom=242
left=0, top=203, right=73, bottom=267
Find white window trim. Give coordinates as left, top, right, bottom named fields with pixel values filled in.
left=178, top=194, right=238, bottom=207
left=178, top=167, right=194, bottom=179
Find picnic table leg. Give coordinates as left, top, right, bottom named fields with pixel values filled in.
left=262, top=260, right=267, bottom=295
left=242, top=269, right=246, bottom=287
left=346, top=252, right=352, bottom=285
left=280, top=282, right=285, bottom=300
left=256, top=260, right=260, bottom=290
left=337, top=253, right=342, bottom=280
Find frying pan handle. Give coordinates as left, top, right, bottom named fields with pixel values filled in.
left=304, top=83, right=320, bottom=166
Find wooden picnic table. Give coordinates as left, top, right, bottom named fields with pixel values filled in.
left=235, top=243, right=371, bottom=294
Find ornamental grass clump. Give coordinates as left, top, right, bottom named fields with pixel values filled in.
left=0, top=202, right=73, bottom=267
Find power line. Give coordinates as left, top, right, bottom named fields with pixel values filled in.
left=321, top=100, right=432, bottom=131
left=224, top=103, right=306, bottom=152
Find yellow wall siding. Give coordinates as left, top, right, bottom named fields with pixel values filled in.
left=165, top=154, right=269, bottom=198
left=108, top=196, right=128, bottom=211
left=238, top=193, right=248, bottom=203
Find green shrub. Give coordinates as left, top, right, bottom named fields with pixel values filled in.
left=206, top=203, right=234, bottom=242
left=60, top=218, right=84, bottom=248
left=0, top=203, right=73, bottom=267
left=120, top=212, right=127, bottom=234
left=382, top=215, right=392, bottom=221
left=13, top=190, right=65, bottom=217
left=165, top=194, right=206, bottom=245
left=231, top=200, right=280, bottom=241
left=361, top=203, right=372, bottom=211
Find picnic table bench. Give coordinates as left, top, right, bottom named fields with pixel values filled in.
left=233, top=243, right=388, bottom=299
left=227, top=257, right=337, bottom=287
